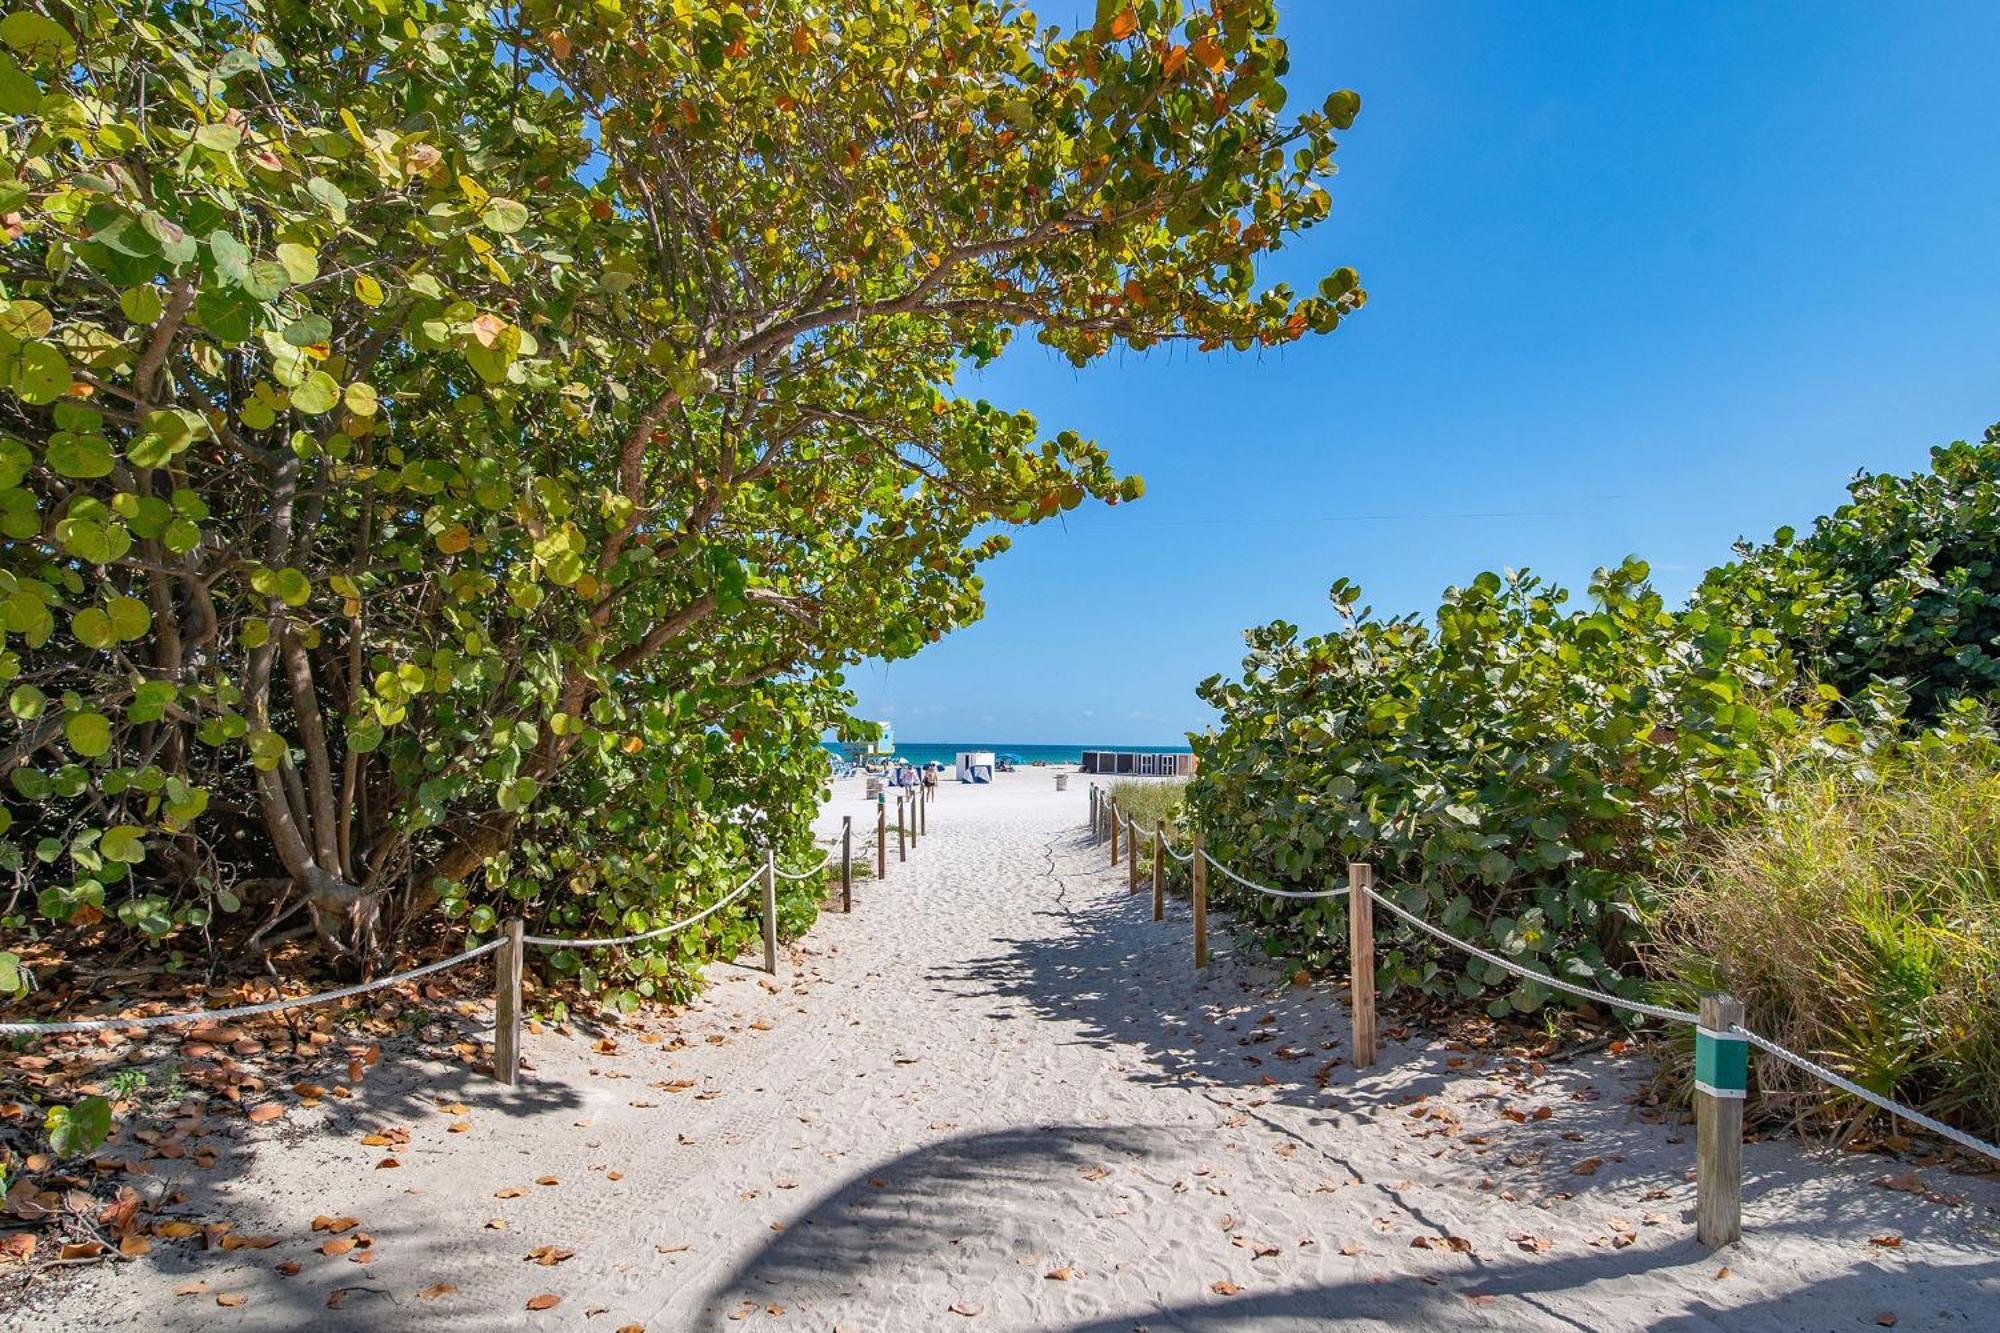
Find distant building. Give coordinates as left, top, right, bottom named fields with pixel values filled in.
left=1079, top=751, right=1195, bottom=777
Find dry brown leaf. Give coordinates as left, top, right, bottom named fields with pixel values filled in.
left=118, top=1234, right=151, bottom=1257
left=1870, top=1234, right=1904, bottom=1249
left=1571, top=1157, right=1604, bottom=1176
left=1210, top=1280, right=1242, bottom=1296
left=246, top=1103, right=284, bottom=1124
left=173, top=1279, right=205, bottom=1295
left=321, top=1237, right=357, bottom=1256
left=275, top=1261, right=301, bottom=1276
left=495, top=1187, right=527, bottom=1198
left=486, top=1218, right=509, bottom=1230
left=312, top=1215, right=360, bottom=1234
left=526, top=1245, right=576, bottom=1266
left=417, top=1283, right=458, bottom=1300
left=527, top=1293, right=561, bottom=1311
left=375, top=1158, right=401, bottom=1169
left=1339, top=1242, right=1365, bottom=1256
left=1044, top=1267, right=1072, bottom=1280
left=536, top=1176, right=560, bottom=1187
left=948, top=1302, right=982, bottom=1317
left=216, top=1292, right=246, bottom=1308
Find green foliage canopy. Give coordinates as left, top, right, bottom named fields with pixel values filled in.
left=0, top=0, right=1362, bottom=999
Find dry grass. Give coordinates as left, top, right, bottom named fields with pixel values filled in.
left=1649, top=752, right=2000, bottom=1146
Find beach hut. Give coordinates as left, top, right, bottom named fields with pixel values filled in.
left=955, top=750, right=996, bottom=784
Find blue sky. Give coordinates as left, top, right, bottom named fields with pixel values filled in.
left=844, top=0, right=2000, bottom=746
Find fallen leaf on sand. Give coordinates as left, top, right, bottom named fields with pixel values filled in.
left=657, top=1243, right=690, bottom=1254
left=527, top=1294, right=561, bottom=1311
left=948, top=1302, right=983, bottom=1316
left=275, top=1261, right=301, bottom=1276
left=1339, top=1243, right=1365, bottom=1256
left=216, top=1293, right=246, bottom=1307
left=1875, top=1316, right=1897, bottom=1328
left=1045, top=1267, right=1072, bottom=1280
left=418, top=1283, right=458, bottom=1300
left=536, top=1176, right=561, bottom=1187
left=119, top=1235, right=151, bottom=1257
left=312, top=1216, right=360, bottom=1234
left=246, top=1104, right=284, bottom=1124
left=1210, top=1280, right=1242, bottom=1296
left=486, top=1219, right=509, bottom=1230
left=375, top=1158, right=401, bottom=1169
left=1079, top=1166, right=1109, bottom=1182
left=174, top=1280, right=206, bottom=1296
left=1571, top=1157, right=1603, bottom=1176
left=526, top=1245, right=576, bottom=1266
left=1869, top=1234, right=1903, bottom=1249
left=322, top=1238, right=357, bottom=1256
left=496, top=1188, right=527, bottom=1199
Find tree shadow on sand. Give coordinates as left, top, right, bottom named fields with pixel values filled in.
left=694, top=1124, right=2000, bottom=1331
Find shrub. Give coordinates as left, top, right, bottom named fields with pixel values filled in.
left=1187, top=558, right=1822, bottom=1012
left=1698, top=431, right=2000, bottom=722
left=1648, top=746, right=2000, bottom=1144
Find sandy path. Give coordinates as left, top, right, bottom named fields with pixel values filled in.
left=30, top=772, right=1999, bottom=1331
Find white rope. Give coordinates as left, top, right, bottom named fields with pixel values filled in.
left=1732, top=1025, right=2000, bottom=1165
left=1200, top=848, right=1351, bottom=900
left=773, top=850, right=832, bottom=881
left=1365, top=885, right=1700, bottom=1026
left=0, top=939, right=506, bottom=1035
left=524, top=871, right=758, bottom=949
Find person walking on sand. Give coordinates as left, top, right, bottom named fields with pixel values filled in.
left=923, top=765, right=938, bottom=797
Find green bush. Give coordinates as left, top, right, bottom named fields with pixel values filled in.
left=1648, top=746, right=2000, bottom=1144
left=1188, top=558, right=1822, bottom=1012
left=1698, top=432, right=2000, bottom=722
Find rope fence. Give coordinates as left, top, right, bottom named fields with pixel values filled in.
left=0, top=822, right=872, bottom=1071
left=1085, top=779, right=2000, bottom=1251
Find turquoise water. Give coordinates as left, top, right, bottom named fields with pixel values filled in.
left=822, top=741, right=1191, bottom=767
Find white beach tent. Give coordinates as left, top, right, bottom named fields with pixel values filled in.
left=955, top=751, right=995, bottom=784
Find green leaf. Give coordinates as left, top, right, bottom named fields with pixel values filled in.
left=0, top=11, right=74, bottom=63
left=100, top=825, right=146, bottom=863
left=481, top=197, right=530, bottom=234
left=289, top=370, right=340, bottom=415
left=64, top=711, right=112, bottom=758
left=45, top=1095, right=112, bottom=1159
left=46, top=433, right=111, bottom=478
left=10, top=340, right=69, bottom=404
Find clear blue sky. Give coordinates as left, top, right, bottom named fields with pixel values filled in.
left=844, top=0, right=2000, bottom=747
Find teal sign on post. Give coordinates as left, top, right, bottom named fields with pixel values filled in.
left=1695, top=1025, right=1748, bottom=1099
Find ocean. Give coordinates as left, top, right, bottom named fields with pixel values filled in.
left=821, top=741, right=1192, bottom=767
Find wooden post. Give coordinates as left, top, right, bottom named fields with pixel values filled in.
left=1191, top=831, right=1208, bottom=969
left=909, top=787, right=918, bottom=848
left=494, top=917, right=523, bottom=1086
left=876, top=799, right=887, bottom=879
left=1127, top=815, right=1140, bottom=894
left=1109, top=802, right=1120, bottom=866
left=1089, top=786, right=1099, bottom=840
left=897, top=794, right=907, bottom=861
left=760, top=849, right=779, bottom=975
left=1347, top=862, right=1376, bottom=1068
left=919, top=782, right=928, bottom=834
left=841, top=816, right=853, bottom=913
left=1695, top=992, right=1747, bottom=1247
left=1152, top=819, right=1165, bottom=921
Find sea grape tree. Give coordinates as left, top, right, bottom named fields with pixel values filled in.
left=0, top=0, right=1364, bottom=987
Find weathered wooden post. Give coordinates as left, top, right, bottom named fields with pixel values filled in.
left=909, top=787, right=918, bottom=848
left=760, top=849, right=779, bottom=975
left=494, top=917, right=523, bottom=1086
left=919, top=782, right=928, bottom=835
left=1152, top=819, right=1165, bottom=921
left=1191, top=831, right=1208, bottom=968
left=897, top=794, right=907, bottom=862
left=1109, top=801, right=1120, bottom=866
left=841, top=816, right=853, bottom=913
left=1089, top=786, right=1099, bottom=840
left=1347, top=862, right=1376, bottom=1068
left=1127, top=815, right=1140, bottom=894
left=876, top=798, right=887, bottom=879
left=1695, top=992, right=1747, bottom=1247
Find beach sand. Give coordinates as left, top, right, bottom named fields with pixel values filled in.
left=28, top=770, right=1998, bottom=1330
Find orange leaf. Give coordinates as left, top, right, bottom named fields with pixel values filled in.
left=418, top=1283, right=458, bottom=1300
left=527, top=1293, right=561, bottom=1311
left=1108, top=6, right=1137, bottom=40
left=246, top=1103, right=284, bottom=1123
left=1190, top=35, right=1226, bottom=73
left=216, top=1293, right=246, bottom=1308
left=1210, top=1280, right=1241, bottom=1296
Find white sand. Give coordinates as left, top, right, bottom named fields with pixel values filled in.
left=29, top=770, right=1999, bottom=1330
